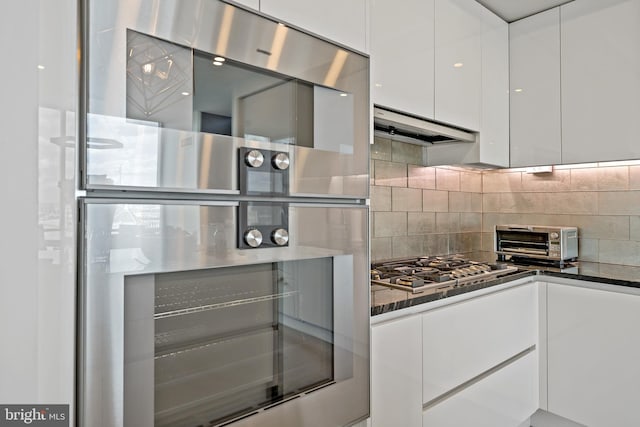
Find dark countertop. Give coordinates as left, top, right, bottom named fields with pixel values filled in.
left=371, top=252, right=640, bottom=316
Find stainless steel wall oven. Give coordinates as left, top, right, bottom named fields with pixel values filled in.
left=78, top=1, right=370, bottom=426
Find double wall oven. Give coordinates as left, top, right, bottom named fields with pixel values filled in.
left=78, top=1, right=369, bottom=426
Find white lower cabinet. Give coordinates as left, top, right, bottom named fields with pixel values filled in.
left=422, top=351, right=538, bottom=427
left=547, top=281, right=640, bottom=427
left=371, top=314, right=422, bottom=427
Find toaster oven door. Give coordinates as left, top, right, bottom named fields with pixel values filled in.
left=496, top=230, right=550, bottom=258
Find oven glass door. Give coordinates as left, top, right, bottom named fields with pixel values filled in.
left=80, top=201, right=369, bottom=427
left=85, top=0, right=369, bottom=197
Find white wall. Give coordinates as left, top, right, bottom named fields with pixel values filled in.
left=0, top=0, right=77, bottom=417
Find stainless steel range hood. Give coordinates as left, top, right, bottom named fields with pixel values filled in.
left=374, top=107, right=476, bottom=145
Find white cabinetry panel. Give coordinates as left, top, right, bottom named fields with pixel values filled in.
left=480, top=6, right=509, bottom=167
left=370, top=0, right=435, bottom=119
left=371, top=315, right=422, bottom=427
left=260, top=0, right=368, bottom=52
left=548, top=282, right=640, bottom=426
left=422, top=283, right=537, bottom=404
left=561, top=0, right=640, bottom=163
left=422, top=351, right=538, bottom=427
left=509, top=7, right=561, bottom=167
left=230, top=0, right=259, bottom=10
left=434, top=0, right=483, bottom=131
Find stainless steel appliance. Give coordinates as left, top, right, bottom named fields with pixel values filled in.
left=495, top=225, right=578, bottom=266
left=78, top=1, right=369, bottom=426
left=370, top=255, right=518, bottom=295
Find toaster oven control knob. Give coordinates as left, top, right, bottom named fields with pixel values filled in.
left=245, top=150, right=264, bottom=168
left=271, top=228, right=289, bottom=246
left=244, top=229, right=263, bottom=248
left=550, top=232, right=559, bottom=240
left=272, top=152, right=290, bottom=170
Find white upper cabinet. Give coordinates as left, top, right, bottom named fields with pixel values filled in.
left=561, top=0, right=640, bottom=163
left=480, top=7, right=509, bottom=167
left=509, top=7, right=562, bottom=167
left=260, top=0, right=368, bottom=53
left=434, top=0, right=483, bottom=131
left=370, top=0, right=435, bottom=119
left=230, top=0, right=259, bottom=10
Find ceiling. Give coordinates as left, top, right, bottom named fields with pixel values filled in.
left=476, top=0, right=574, bottom=22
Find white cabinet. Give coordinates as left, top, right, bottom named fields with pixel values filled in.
left=509, top=7, right=561, bottom=167
left=422, top=351, right=538, bottom=427
left=370, top=0, right=435, bottom=119
left=547, top=282, right=640, bottom=427
left=371, top=315, right=422, bottom=427
left=260, top=0, right=368, bottom=53
left=480, top=6, right=509, bottom=167
left=421, top=282, right=538, bottom=404
left=560, top=0, right=640, bottom=163
left=434, top=0, right=483, bottom=131
left=230, top=0, right=259, bottom=10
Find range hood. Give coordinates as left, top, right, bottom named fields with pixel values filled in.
left=374, top=107, right=476, bottom=145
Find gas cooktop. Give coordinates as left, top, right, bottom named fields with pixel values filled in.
left=371, top=255, right=519, bottom=295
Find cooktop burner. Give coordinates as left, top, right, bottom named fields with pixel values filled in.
left=371, top=255, right=518, bottom=294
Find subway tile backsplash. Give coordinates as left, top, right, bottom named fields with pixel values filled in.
left=370, top=138, right=640, bottom=267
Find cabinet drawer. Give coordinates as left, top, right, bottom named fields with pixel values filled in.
left=422, top=283, right=537, bottom=404
left=422, top=350, right=538, bottom=427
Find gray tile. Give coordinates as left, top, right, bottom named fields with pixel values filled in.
left=598, top=192, right=640, bottom=215
left=460, top=171, right=482, bottom=193
left=597, top=166, right=629, bottom=191
left=392, top=140, right=425, bottom=165
left=521, top=170, right=571, bottom=192
left=436, top=168, right=460, bottom=191
left=545, top=192, right=598, bottom=215
left=482, top=212, right=527, bottom=233
left=408, top=165, right=436, bottom=189
left=578, top=238, right=599, bottom=262
left=570, top=168, right=598, bottom=191
left=424, top=234, right=450, bottom=256
left=450, top=232, right=482, bottom=254
left=630, top=166, right=640, bottom=190
left=371, top=136, right=391, bottom=161
left=460, top=213, right=482, bottom=232
left=482, top=171, right=522, bottom=193
left=423, top=190, right=449, bottom=212
left=373, top=212, right=406, bottom=238
left=481, top=232, right=495, bottom=252
left=370, top=186, right=391, bottom=211
left=392, top=187, right=423, bottom=212
left=371, top=237, right=392, bottom=261
left=374, top=160, right=407, bottom=187
left=631, top=216, right=640, bottom=241
left=568, top=215, right=629, bottom=240
left=449, top=192, right=482, bottom=213
left=436, top=212, right=460, bottom=233
left=482, top=193, right=502, bottom=213
left=408, top=212, right=436, bottom=234
left=392, top=234, right=449, bottom=258
left=599, top=239, right=640, bottom=266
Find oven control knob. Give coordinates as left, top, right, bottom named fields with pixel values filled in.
left=272, top=152, right=290, bottom=170
left=550, top=232, right=559, bottom=240
left=245, top=150, right=264, bottom=168
left=271, top=228, right=289, bottom=246
left=244, top=229, right=263, bottom=248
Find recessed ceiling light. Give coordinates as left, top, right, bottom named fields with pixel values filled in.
left=213, top=61, right=223, bottom=66
left=514, top=88, right=523, bottom=93
left=340, top=93, right=348, bottom=97
left=278, top=23, right=286, bottom=27
left=374, top=83, right=382, bottom=88
left=214, top=57, right=225, bottom=62
left=37, top=65, right=45, bottom=70
left=181, top=91, right=190, bottom=96
left=453, top=62, right=463, bottom=68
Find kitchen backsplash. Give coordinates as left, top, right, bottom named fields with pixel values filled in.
left=370, top=137, right=483, bottom=261
left=371, top=138, right=640, bottom=267
left=482, top=163, right=640, bottom=266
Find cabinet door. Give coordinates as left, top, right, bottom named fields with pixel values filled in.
left=370, top=0, right=435, bottom=119
left=479, top=7, right=509, bottom=167
left=434, top=0, right=482, bottom=131
left=371, top=315, right=422, bottom=427
left=509, top=7, right=561, bottom=167
left=422, top=283, right=537, bottom=405
left=260, top=0, right=367, bottom=52
left=230, top=0, right=259, bottom=10
left=422, top=351, right=538, bottom=427
left=548, top=282, right=640, bottom=426
left=561, top=0, right=640, bottom=163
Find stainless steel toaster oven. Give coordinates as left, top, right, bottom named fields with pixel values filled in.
left=495, top=225, right=578, bottom=265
